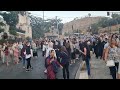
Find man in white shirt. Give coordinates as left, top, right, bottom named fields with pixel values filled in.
left=42, top=42, right=46, bottom=57
left=45, top=42, right=56, bottom=58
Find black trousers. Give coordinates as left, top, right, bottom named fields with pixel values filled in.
left=63, top=62, right=69, bottom=79
left=26, top=58, right=31, bottom=69
left=109, top=62, right=119, bottom=79
left=42, top=51, right=45, bottom=57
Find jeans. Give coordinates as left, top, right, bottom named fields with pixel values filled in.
left=63, top=62, right=69, bottom=79
left=109, top=62, right=119, bottom=79
left=85, top=57, right=91, bottom=76
left=115, top=62, right=119, bottom=72
left=26, top=58, right=31, bottom=69
left=22, top=56, right=26, bottom=66
left=109, top=66, right=116, bottom=79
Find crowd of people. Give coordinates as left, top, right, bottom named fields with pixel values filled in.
left=0, top=33, right=120, bottom=79
left=0, top=40, right=38, bottom=72
left=41, top=33, right=120, bottom=79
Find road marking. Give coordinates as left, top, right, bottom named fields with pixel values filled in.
left=79, top=70, right=88, bottom=79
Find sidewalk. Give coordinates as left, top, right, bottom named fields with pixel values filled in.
left=75, top=55, right=112, bottom=79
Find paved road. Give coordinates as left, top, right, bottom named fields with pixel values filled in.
left=76, top=54, right=112, bottom=79
left=0, top=50, right=80, bottom=79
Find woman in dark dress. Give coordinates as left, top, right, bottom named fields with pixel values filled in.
left=46, top=50, right=62, bottom=79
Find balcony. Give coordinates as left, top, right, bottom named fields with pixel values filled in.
left=16, top=28, right=25, bottom=34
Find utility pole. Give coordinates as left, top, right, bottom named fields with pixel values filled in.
left=43, top=11, right=44, bottom=31
left=43, top=11, right=44, bottom=22
left=56, top=16, right=59, bottom=38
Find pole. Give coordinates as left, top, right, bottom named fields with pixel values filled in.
left=43, top=11, right=44, bottom=31
left=56, top=16, right=59, bottom=38
left=43, top=11, right=44, bottom=22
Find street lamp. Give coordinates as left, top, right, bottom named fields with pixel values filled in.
left=43, top=11, right=44, bottom=31
left=56, top=16, right=59, bottom=38
left=88, top=13, right=92, bottom=34
left=107, top=11, right=111, bottom=33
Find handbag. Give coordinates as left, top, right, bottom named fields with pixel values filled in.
left=106, top=60, right=115, bottom=67
left=81, top=61, right=86, bottom=70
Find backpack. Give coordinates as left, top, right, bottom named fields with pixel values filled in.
left=51, top=61, right=59, bottom=73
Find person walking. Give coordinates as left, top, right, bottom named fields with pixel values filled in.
left=13, top=46, right=19, bottom=64
left=4, top=46, right=9, bottom=66
left=9, top=44, right=14, bottom=63
left=80, top=40, right=91, bottom=78
left=104, top=39, right=119, bottom=79
left=46, top=50, right=62, bottom=79
left=1, top=43, right=6, bottom=64
left=32, top=41, right=38, bottom=59
left=21, top=45, right=26, bottom=68
left=59, top=46, right=70, bottom=79
left=117, top=41, right=120, bottom=79
left=70, top=41, right=76, bottom=64
left=25, top=42, right=33, bottom=72
left=42, top=41, right=46, bottom=57
left=44, top=41, right=56, bottom=73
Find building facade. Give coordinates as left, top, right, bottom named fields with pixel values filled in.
left=16, top=11, right=32, bottom=38
left=0, top=12, right=32, bottom=40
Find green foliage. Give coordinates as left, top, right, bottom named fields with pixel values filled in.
left=0, top=22, right=5, bottom=26
left=29, top=15, right=63, bottom=39
left=9, top=26, right=17, bottom=35
left=91, top=14, right=120, bottom=33
left=91, top=23, right=99, bottom=34
left=58, top=23, right=63, bottom=35
left=0, top=38, right=7, bottom=44
left=64, top=32, right=69, bottom=36
left=0, top=11, right=19, bottom=27
left=0, top=11, right=19, bottom=36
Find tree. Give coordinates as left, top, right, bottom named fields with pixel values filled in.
left=0, top=11, right=20, bottom=36
left=9, top=26, right=17, bottom=35
left=58, top=23, right=63, bottom=35
left=91, top=23, right=99, bottom=34
left=29, top=15, right=63, bottom=39
left=64, top=32, right=69, bottom=36
left=0, top=11, right=19, bottom=27
left=0, top=22, right=5, bottom=26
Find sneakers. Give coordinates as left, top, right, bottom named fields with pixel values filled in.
left=70, top=64, right=72, bottom=66
left=26, top=69, right=30, bottom=72
left=30, top=67, right=33, bottom=70
left=44, top=69, right=47, bottom=73
left=23, top=66, right=26, bottom=69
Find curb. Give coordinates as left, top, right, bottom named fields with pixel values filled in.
left=75, top=60, right=82, bottom=79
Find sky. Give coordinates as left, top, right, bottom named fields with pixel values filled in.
left=29, top=11, right=120, bottom=23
